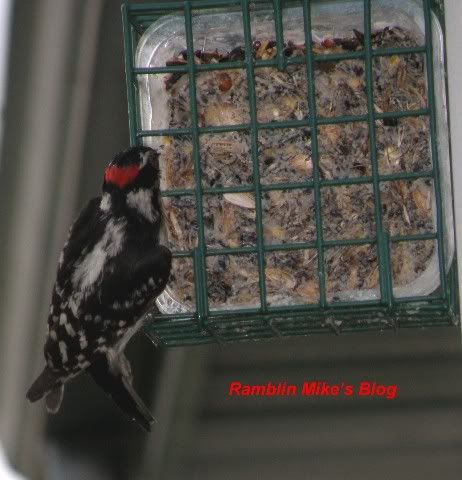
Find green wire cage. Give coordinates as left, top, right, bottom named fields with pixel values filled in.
left=122, top=0, right=459, bottom=346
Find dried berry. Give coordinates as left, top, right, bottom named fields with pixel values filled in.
left=217, top=72, right=233, bottom=92
left=322, top=38, right=336, bottom=48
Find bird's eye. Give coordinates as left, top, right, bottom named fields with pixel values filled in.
left=139, top=151, right=152, bottom=169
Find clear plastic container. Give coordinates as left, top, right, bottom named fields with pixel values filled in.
left=135, top=0, right=454, bottom=313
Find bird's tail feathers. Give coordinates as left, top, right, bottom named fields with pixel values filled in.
left=26, top=367, right=64, bottom=413
left=88, top=352, right=154, bottom=432
left=45, top=384, right=64, bottom=413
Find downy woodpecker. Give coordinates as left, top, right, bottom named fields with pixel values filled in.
left=27, top=146, right=172, bottom=431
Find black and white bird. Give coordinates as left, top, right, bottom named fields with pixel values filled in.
left=26, top=146, right=171, bottom=431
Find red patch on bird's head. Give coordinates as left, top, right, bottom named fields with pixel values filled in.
left=104, top=165, right=140, bottom=188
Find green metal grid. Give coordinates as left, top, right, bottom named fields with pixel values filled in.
left=122, top=0, right=459, bottom=346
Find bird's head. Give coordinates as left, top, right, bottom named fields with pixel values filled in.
left=103, top=146, right=159, bottom=193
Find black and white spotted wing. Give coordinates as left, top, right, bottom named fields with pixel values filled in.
left=45, top=196, right=171, bottom=375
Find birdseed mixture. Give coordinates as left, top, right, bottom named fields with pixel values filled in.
left=158, top=26, right=436, bottom=310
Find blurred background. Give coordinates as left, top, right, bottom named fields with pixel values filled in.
left=0, top=1, right=461, bottom=479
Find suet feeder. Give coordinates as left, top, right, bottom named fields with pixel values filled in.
left=122, top=0, right=458, bottom=346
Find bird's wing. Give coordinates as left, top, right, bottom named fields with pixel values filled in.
left=97, top=243, right=172, bottom=311
left=51, top=194, right=171, bottom=316
left=45, top=196, right=106, bottom=371
left=47, top=224, right=170, bottom=366
left=54, top=196, right=104, bottom=298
